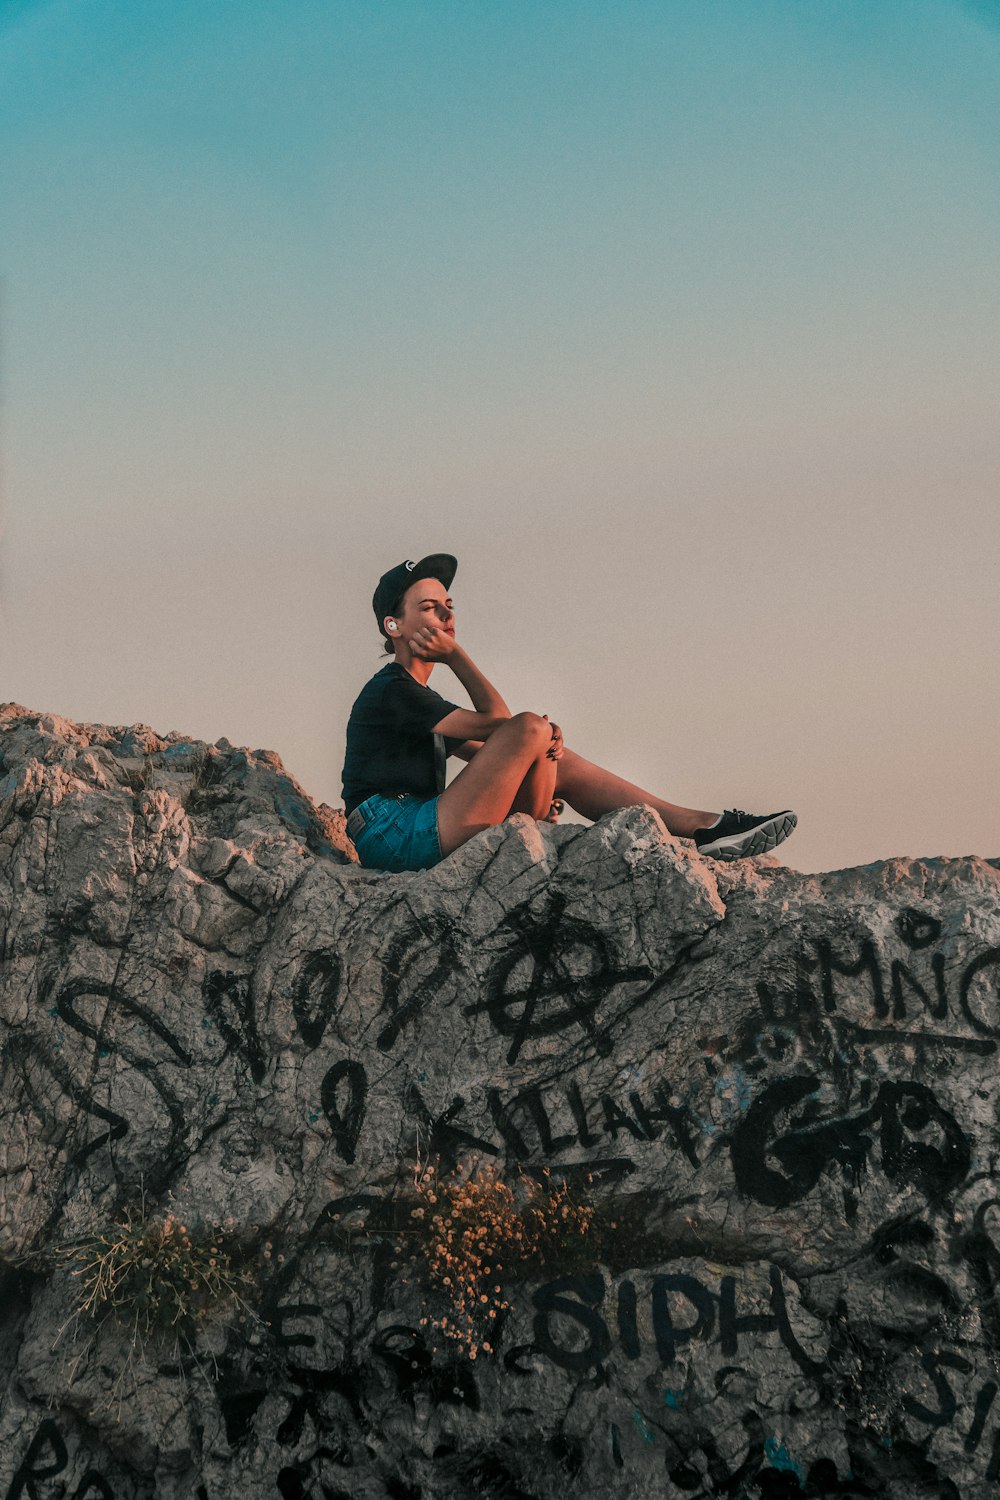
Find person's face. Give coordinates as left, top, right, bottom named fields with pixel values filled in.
left=386, top=576, right=455, bottom=644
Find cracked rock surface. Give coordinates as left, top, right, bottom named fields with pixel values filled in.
left=2, top=702, right=1000, bottom=1498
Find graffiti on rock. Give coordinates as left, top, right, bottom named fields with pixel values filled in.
left=203, top=969, right=268, bottom=1084
left=291, top=952, right=342, bottom=1050
left=487, top=1074, right=701, bottom=1167
left=25, top=974, right=193, bottom=1187
left=320, top=1058, right=367, bottom=1165
left=5, top=1419, right=113, bottom=1500
left=463, top=892, right=654, bottom=1064
left=521, top=1265, right=824, bottom=1381
left=376, top=917, right=459, bottom=1054
left=14, top=895, right=1000, bottom=1497
left=730, top=1074, right=971, bottom=1208
left=755, top=918, right=1000, bottom=1057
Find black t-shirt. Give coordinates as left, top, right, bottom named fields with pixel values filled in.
left=341, top=663, right=464, bottom=814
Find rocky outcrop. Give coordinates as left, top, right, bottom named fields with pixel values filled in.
left=1, top=702, right=999, bottom=1498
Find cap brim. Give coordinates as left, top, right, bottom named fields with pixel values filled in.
left=406, top=553, right=457, bottom=591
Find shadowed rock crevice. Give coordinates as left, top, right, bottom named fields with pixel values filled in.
left=2, top=703, right=999, bottom=1497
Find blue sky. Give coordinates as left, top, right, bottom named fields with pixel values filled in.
left=2, top=0, right=998, bottom=870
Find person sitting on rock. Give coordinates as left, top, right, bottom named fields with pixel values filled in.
left=342, top=553, right=797, bottom=874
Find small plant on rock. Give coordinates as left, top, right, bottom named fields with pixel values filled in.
left=410, top=1158, right=595, bottom=1360
left=55, top=1206, right=256, bottom=1346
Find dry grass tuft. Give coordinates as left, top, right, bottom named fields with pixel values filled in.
left=54, top=1207, right=255, bottom=1344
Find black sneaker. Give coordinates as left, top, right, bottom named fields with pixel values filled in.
left=693, top=808, right=797, bottom=860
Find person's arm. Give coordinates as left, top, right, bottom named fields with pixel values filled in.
left=409, top=627, right=512, bottom=741
left=450, top=739, right=485, bottom=762
left=434, top=645, right=512, bottom=739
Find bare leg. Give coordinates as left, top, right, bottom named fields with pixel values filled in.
left=436, top=712, right=553, bottom=856
left=508, top=750, right=557, bottom=819
left=554, top=748, right=716, bottom=838
left=437, top=727, right=716, bottom=859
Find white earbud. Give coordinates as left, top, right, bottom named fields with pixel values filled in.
left=386, top=621, right=397, bottom=632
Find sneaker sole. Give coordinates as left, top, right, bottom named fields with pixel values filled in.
left=697, top=811, right=797, bottom=860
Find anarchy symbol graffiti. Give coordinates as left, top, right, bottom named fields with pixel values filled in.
left=464, top=893, right=653, bottom=1064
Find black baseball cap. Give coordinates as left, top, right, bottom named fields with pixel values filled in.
left=372, top=553, right=458, bottom=634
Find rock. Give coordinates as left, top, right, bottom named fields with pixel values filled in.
left=1, top=702, right=999, bottom=1497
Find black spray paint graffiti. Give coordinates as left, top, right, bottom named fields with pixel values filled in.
left=320, top=1059, right=367, bottom=1164
left=515, top=1262, right=1000, bottom=1492
left=388, top=1071, right=700, bottom=1182
left=203, top=969, right=267, bottom=1084
left=920, top=1199, right=1000, bottom=1479
left=605, top=1403, right=878, bottom=1498
left=376, top=916, right=459, bottom=1054
left=290, top=917, right=992, bottom=1185
left=756, top=912, right=1000, bottom=1058
left=291, top=952, right=342, bottom=1050
left=514, top=1266, right=824, bottom=1382
left=232, top=1326, right=481, bottom=1498
left=25, top=956, right=371, bottom=1204
left=965, top=1201, right=1000, bottom=1357
left=232, top=1217, right=1000, bottom=1495
left=730, top=1074, right=970, bottom=1208
left=259, top=1193, right=393, bottom=1353
left=212, top=1191, right=480, bottom=1471
left=269, top=1365, right=365, bottom=1448
left=370, top=894, right=657, bottom=1060
left=463, top=892, right=654, bottom=1064
left=882, top=1335, right=1000, bottom=1482
left=404, top=1083, right=499, bottom=1171
left=605, top=1405, right=879, bottom=1498
left=658, top=1423, right=885, bottom=1498
left=52, top=977, right=192, bottom=1069
left=204, top=951, right=345, bottom=1071
left=371, top=1325, right=480, bottom=1410
left=30, top=974, right=192, bottom=1188
left=4, top=1419, right=113, bottom=1500
left=487, top=1074, right=701, bottom=1168
left=15, top=1034, right=128, bottom=1170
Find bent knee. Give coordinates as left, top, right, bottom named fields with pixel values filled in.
left=506, top=710, right=550, bottom=741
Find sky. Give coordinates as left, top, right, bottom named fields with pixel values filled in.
left=1, top=0, right=997, bottom=873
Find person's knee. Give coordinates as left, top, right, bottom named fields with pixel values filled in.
left=506, top=710, right=550, bottom=744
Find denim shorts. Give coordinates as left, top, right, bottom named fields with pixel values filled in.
left=346, top=794, right=443, bottom=873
